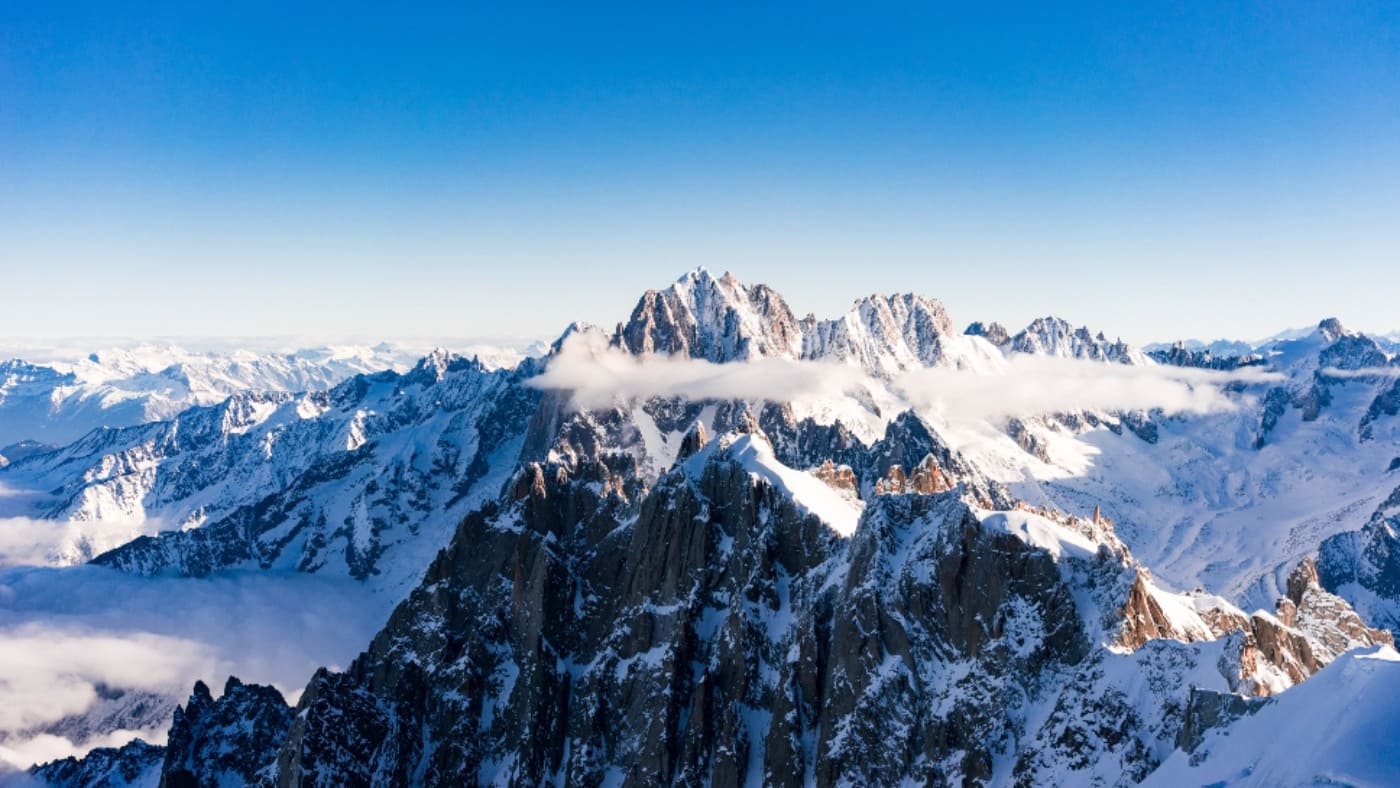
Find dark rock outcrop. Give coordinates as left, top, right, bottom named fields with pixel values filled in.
left=29, top=739, right=165, bottom=788
left=161, top=677, right=294, bottom=788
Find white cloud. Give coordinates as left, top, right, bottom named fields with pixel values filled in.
left=529, top=335, right=1282, bottom=421
left=0, top=484, right=397, bottom=773
left=1319, top=366, right=1400, bottom=379
left=895, top=355, right=1282, bottom=422
left=0, top=516, right=162, bottom=569
left=0, top=565, right=395, bottom=772
left=528, top=334, right=870, bottom=410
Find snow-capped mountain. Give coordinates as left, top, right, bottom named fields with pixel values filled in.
left=1, top=351, right=541, bottom=589
left=1144, top=337, right=1256, bottom=358
left=0, top=340, right=543, bottom=447
left=9, top=269, right=1400, bottom=785
left=614, top=268, right=1004, bottom=375
left=1002, top=316, right=1148, bottom=364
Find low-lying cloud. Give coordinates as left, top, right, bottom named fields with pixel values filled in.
left=530, top=337, right=869, bottom=410
left=1319, top=366, right=1400, bottom=380
left=0, top=564, right=395, bottom=772
left=0, top=516, right=163, bottom=569
left=529, top=335, right=1282, bottom=421
left=896, top=355, right=1280, bottom=421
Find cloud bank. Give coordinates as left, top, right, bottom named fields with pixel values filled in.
left=895, top=355, right=1280, bottom=421
left=529, top=336, right=1281, bottom=421
left=0, top=564, right=395, bottom=772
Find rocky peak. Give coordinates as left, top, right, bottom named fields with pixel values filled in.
left=614, top=268, right=803, bottom=361
left=1318, top=317, right=1348, bottom=342
left=676, top=420, right=709, bottom=460
left=872, top=454, right=955, bottom=495
left=1277, top=557, right=1393, bottom=655
left=404, top=347, right=478, bottom=384
left=1148, top=341, right=1263, bottom=371
left=30, top=738, right=166, bottom=788
left=799, top=292, right=959, bottom=375
left=810, top=458, right=858, bottom=493
left=1317, top=332, right=1390, bottom=372
left=161, top=676, right=294, bottom=788
left=1007, top=316, right=1147, bottom=365
left=964, top=320, right=1010, bottom=347
left=609, top=271, right=980, bottom=375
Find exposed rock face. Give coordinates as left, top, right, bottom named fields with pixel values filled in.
left=611, top=269, right=979, bottom=376
left=55, top=402, right=1368, bottom=787
left=20, top=275, right=1400, bottom=786
left=872, top=454, right=954, bottom=495
left=28, top=678, right=293, bottom=788
left=266, top=462, right=1103, bottom=786
left=1253, top=322, right=1397, bottom=445
left=800, top=292, right=958, bottom=375
left=964, top=321, right=1010, bottom=347
left=616, top=269, right=804, bottom=361
left=1006, top=317, right=1146, bottom=364
left=810, top=458, right=858, bottom=493
left=1116, top=571, right=1212, bottom=650
left=1175, top=689, right=1268, bottom=756
left=676, top=420, right=709, bottom=460
left=161, top=678, right=294, bottom=788
left=1006, top=417, right=1052, bottom=463
left=1148, top=341, right=1263, bottom=371
left=1281, top=558, right=1392, bottom=654
left=1200, top=558, right=1395, bottom=696
left=1318, top=488, right=1400, bottom=637
left=1361, top=378, right=1400, bottom=441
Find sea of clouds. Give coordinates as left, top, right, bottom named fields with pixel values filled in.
left=0, top=521, right=393, bottom=772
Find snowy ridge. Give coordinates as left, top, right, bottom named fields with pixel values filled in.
left=0, top=340, right=543, bottom=447
left=8, top=271, right=1400, bottom=784
left=615, top=269, right=1025, bottom=375
left=1003, top=316, right=1149, bottom=365
left=0, top=353, right=541, bottom=588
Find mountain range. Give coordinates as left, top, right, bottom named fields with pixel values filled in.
left=3, top=269, right=1400, bottom=786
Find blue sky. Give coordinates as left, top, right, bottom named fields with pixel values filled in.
left=2, top=2, right=1398, bottom=344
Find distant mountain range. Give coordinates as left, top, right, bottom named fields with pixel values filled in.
left=6, top=269, right=1400, bottom=787
left=0, top=339, right=546, bottom=449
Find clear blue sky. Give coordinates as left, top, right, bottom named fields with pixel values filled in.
left=3, top=2, right=1397, bottom=344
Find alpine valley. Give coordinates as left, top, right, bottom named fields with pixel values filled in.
left=4, top=269, right=1400, bottom=787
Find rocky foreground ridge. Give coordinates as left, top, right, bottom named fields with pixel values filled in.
left=30, top=400, right=1392, bottom=786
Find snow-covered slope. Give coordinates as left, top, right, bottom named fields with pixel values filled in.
left=961, top=319, right=1400, bottom=612
left=1145, top=645, right=1400, bottom=787
left=25, top=404, right=1383, bottom=785
left=0, top=340, right=543, bottom=447
left=8, top=272, right=1400, bottom=784
left=0, top=352, right=540, bottom=588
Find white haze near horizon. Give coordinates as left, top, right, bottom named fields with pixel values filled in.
left=0, top=335, right=549, bottom=368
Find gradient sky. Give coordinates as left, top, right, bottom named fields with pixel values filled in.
left=3, top=2, right=1398, bottom=345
